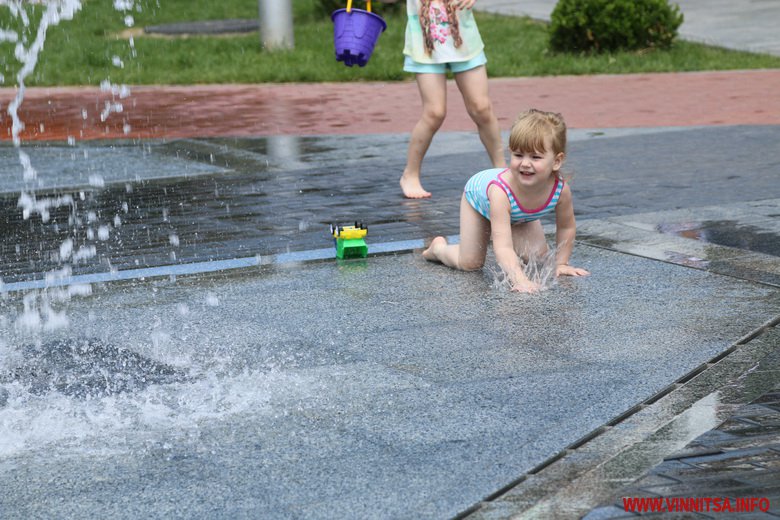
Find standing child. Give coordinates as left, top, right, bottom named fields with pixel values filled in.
left=400, top=0, right=506, bottom=199
left=422, top=109, right=590, bottom=293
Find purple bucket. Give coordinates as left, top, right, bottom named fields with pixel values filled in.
left=331, top=8, right=387, bottom=67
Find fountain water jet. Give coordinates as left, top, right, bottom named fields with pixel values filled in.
left=1, top=0, right=140, bottom=332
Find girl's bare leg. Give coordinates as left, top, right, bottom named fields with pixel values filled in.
left=511, top=220, right=548, bottom=262
left=401, top=73, right=448, bottom=199
left=454, top=65, right=506, bottom=169
left=423, top=194, right=491, bottom=270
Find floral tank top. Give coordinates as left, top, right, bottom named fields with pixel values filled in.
left=404, top=0, right=484, bottom=64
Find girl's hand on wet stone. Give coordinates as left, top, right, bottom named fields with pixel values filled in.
left=511, top=278, right=541, bottom=294
left=556, top=264, right=590, bottom=277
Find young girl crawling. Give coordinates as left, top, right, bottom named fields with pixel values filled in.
left=422, top=109, right=590, bottom=293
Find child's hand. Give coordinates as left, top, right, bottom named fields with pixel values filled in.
left=556, top=264, right=590, bottom=277
left=511, top=278, right=541, bottom=294
left=456, top=0, right=477, bottom=9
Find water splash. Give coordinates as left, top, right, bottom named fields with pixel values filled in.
left=1, top=0, right=140, bottom=332
left=0, top=366, right=289, bottom=457
left=2, top=337, right=191, bottom=399
left=0, top=0, right=222, bottom=460
left=489, top=246, right=559, bottom=293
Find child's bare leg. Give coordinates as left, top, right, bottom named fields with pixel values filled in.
left=422, top=236, right=450, bottom=262
left=401, top=73, right=447, bottom=199
left=454, top=66, right=506, bottom=168
left=423, top=195, right=490, bottom=269
left=511, top=220, right=548, bottom=262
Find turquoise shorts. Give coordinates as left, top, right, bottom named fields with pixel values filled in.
left=403, top=51, right=487, bottom=74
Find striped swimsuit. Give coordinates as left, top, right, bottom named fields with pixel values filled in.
left=464, top=168, right=563, bottom=223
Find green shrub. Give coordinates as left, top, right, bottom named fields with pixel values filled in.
left=549, top=0, right=684, bottom=53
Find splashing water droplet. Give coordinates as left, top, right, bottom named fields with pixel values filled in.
left=489, top=246, right=559, bottom=293
left=88, top=174, right=105, bottom=188
left=60, top=238, right=74, bottom=261
left=97, top=226, right=110, bottom=241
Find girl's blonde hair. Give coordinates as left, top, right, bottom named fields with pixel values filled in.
left=509, top=109, right=567, bottom=155
left=509, top=109, right=569, bottom=180
left=420, top=0, right=463, bottom=55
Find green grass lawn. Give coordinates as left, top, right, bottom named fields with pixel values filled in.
left=2, top=0, right=779, bottom=86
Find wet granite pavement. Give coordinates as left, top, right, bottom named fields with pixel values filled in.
left=0, top=245, right=780, bottom=518
left=0, top=123, right=779, bottom=519
left=3, top=125, right=779, bottom=288
left=0, top=241, right=778, bottom=519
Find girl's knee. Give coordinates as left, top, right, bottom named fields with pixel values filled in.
left=512, top=221, right=548, bottom=258
left=467, top=99, right=493, bottom=124
left=423, top=106, right=447, bottom=128
left=459, top=258, right=485, bottom=271
left=516, top=237, right=549, bottom=260
left=519, top=244, right=548, bottom=262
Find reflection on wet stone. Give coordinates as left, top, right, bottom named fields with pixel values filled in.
left=657, top=220, right=780, bottom=257
left=0, top=136, right=475, bottom=285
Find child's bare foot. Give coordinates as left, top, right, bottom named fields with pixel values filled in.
left=400, top=175, right=432, bottom=199
left=422, top=236, right=447, bottom=262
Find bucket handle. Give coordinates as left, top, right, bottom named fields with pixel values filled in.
left=346, top=0, right=372, bottom=13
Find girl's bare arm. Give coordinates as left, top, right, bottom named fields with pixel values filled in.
left=554, top=185, right=590, bottom=276
left=488, top=187, right=539, bottom=292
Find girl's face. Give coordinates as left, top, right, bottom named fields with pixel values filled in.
left=509, top=137, right=563, bottom=187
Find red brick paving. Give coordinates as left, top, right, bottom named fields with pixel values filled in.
left=1, top=69, right=779, bottom=142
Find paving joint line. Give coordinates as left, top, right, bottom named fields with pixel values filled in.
left=0, top=237, right=434, bottom=294
left=458, top=318, right=780, bottom=519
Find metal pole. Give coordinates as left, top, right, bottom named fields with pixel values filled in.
left=258, top=0, right=294, bottom=50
